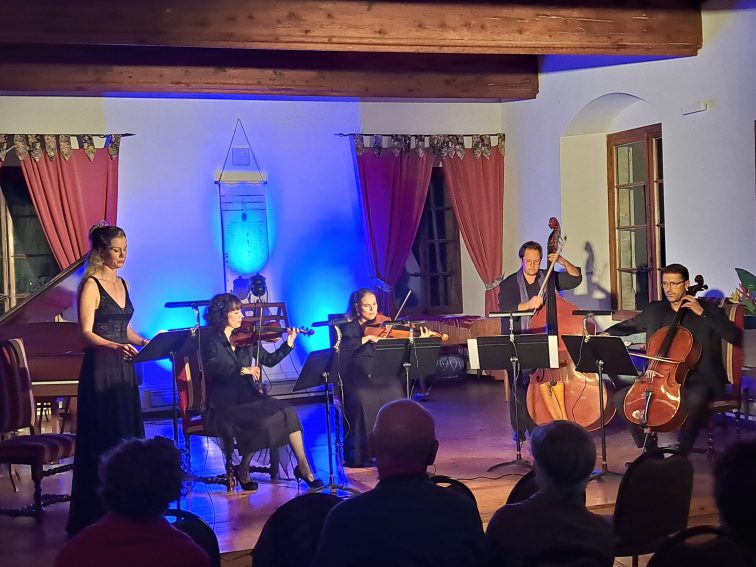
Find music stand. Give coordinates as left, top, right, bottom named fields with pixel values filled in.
left=293, top=348, right=360, bottom=495
left=562, top=334, right=638, bottom=480
left=469, top=332, right=551, bottom=472
left=132, top=328, right=194, bottom=443
left=374, top=337, right=442, bottom=398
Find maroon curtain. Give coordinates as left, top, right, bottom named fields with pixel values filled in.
left=20, top=150, right=119, bottom=269
left=355, top=150, right=434, bottom=314
left=442, top=149, right=504, bottom=314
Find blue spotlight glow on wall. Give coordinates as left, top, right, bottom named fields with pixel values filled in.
left=219, top=182, right=270, bottom=288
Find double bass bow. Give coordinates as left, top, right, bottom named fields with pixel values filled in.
left=623, top=275, right=708, bottom=432
left=525, top=218, right=616, bottom=431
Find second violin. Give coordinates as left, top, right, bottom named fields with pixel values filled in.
left=363, top=313, right=449, bottom=341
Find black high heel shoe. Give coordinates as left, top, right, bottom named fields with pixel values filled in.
left=293, top=465, right=324, bottom=489
left=233, top=465, right=259, bottom=492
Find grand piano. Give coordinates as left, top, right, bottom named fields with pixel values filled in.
left=0, top=256, right=86, bottom=407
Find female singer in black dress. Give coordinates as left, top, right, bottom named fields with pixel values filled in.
left=202, top=293, right=322, bottom=491
left=339, top=288, right=432, bottom=468
left=67, top=225, right=149, bottom=535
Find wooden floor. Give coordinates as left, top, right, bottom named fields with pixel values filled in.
left=0, top=376, right=749, bottom=567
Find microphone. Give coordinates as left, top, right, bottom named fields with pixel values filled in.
left=572, top=310, right=614, bottom=316
left=312, top=317, right=350, bottom=327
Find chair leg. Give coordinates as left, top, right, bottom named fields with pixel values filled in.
left=269, top=447, right=280, bottom=480
left=185, top=434, right=192, bottom=470
left=707, top=418, right=715, bottom=455
left=7, top=464, right=19, bottom=493
left=31, top=464, right=43, bottom=522
left=736, top=410, right=741, bottom=441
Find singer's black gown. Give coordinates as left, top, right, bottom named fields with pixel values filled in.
left=338, top=319, right=403, bottom=467
left=67, top=277, right=145, bottom=535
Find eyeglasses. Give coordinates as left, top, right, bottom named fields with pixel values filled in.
left=661, top=280, right=686, bottom=289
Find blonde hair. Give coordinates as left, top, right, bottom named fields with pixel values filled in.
left=83, top=224, right=126, bottom=281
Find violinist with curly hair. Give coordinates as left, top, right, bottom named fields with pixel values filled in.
left=202, top=293, right=322, bottom=491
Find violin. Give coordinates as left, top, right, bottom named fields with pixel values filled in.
left=623, top=275, right=707, bottom=432
left=362, top=313, right=449, bottom=341
left=230, top=320, right=314, bottom=348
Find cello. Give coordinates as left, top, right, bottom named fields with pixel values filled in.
left=623, top=275, right=707, bottom=432
left=525, top=218, right=616, bottom=431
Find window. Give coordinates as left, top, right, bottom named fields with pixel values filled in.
left=0, top=158, right=59, bottom=314
left=394, top=167, right=462, bottom=315
left=607, top=124, right=665, bottom=312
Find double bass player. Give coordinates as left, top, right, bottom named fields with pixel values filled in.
left=605, top=263, right=741, bottom=454
left=497, top=240, right=582, bottom=440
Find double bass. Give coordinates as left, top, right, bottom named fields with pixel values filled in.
left=623, top=276, right=707, bottom=432
left=525, top=218, right=616, bottom=431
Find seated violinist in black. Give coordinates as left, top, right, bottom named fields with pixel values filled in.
left=605, top=264, right=741, bottom=454
left=202, top=293, right=322, bottom=490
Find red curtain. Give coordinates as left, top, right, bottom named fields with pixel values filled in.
left=355, top=150, right=434, bottom=314
left=20, top=150, right=119, bottom=269
left=442, top=149, right=504, bottom=314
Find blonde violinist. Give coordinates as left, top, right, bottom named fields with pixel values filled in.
left=338, top=288, right=434, bottom=468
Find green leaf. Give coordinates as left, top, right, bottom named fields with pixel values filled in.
left=735, top=268, right=756, bottom=293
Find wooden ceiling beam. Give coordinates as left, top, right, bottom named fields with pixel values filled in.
left=0, top=47, right=538, bottom=100
left=0, top=1, right=702, bottom=56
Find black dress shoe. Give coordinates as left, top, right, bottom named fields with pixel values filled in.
left=293, top=465, right=324, bottom=489
left=233, top=466, right=259, bottom=492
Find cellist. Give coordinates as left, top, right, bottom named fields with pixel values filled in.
left=605, top=264, right=741, bottom=454
left=497, top=240, right=582, bottom=441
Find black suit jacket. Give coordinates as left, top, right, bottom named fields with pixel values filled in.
left=606, top=300, right=741, bottom=389
left=202, top=329, right=293, bottom=409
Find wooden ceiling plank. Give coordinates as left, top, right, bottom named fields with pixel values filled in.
left=0, top=1, right=702, bottom=56
left=0, top=60, right=539, bottom=100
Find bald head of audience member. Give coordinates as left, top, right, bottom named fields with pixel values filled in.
left=531, top=420, right=596, bottom=497
left=369, top=399, right=439, bottom=480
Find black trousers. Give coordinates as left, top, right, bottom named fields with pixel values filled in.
left=613, top=379, right=718, bottom=453
left=507, top=364, right=536, bottom=437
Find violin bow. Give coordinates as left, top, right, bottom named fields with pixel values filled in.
left=536, top=231, right=566, bottom=300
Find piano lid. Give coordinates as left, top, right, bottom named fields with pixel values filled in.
left=0, top=255, right=86, bottom=325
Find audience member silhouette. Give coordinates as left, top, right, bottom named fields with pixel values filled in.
left=486, top=420, right=614, bottom=567
left=313, top=399, right=484, bottom=567
left=56, top=437, right=210, bottom=567
left=714, top=438, right=756, bottom=555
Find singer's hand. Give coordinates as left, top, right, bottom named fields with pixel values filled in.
left=112, top=342, right=138, bottom=359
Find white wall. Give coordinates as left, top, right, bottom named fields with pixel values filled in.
left=499, top=0, right=756, bottom=309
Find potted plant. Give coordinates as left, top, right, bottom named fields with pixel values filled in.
left=730, top=268, right=756, bottom=329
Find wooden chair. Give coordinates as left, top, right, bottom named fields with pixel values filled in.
left=646, top=525, right=753, bottom=567
left=703, top=299, right=745, bottom=455
left=172, top=332, right=280, bottom=492
left=253, top=492, right=342, bottom=567
left=429, top=474, right=478, bottom=505
left=506, top=470, right=538, bottom=505
left=0, top=338, right=75, bottom=521
left=164, top=508, right=221, bottom=567
left=611, top=449, right=693, bottom=567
